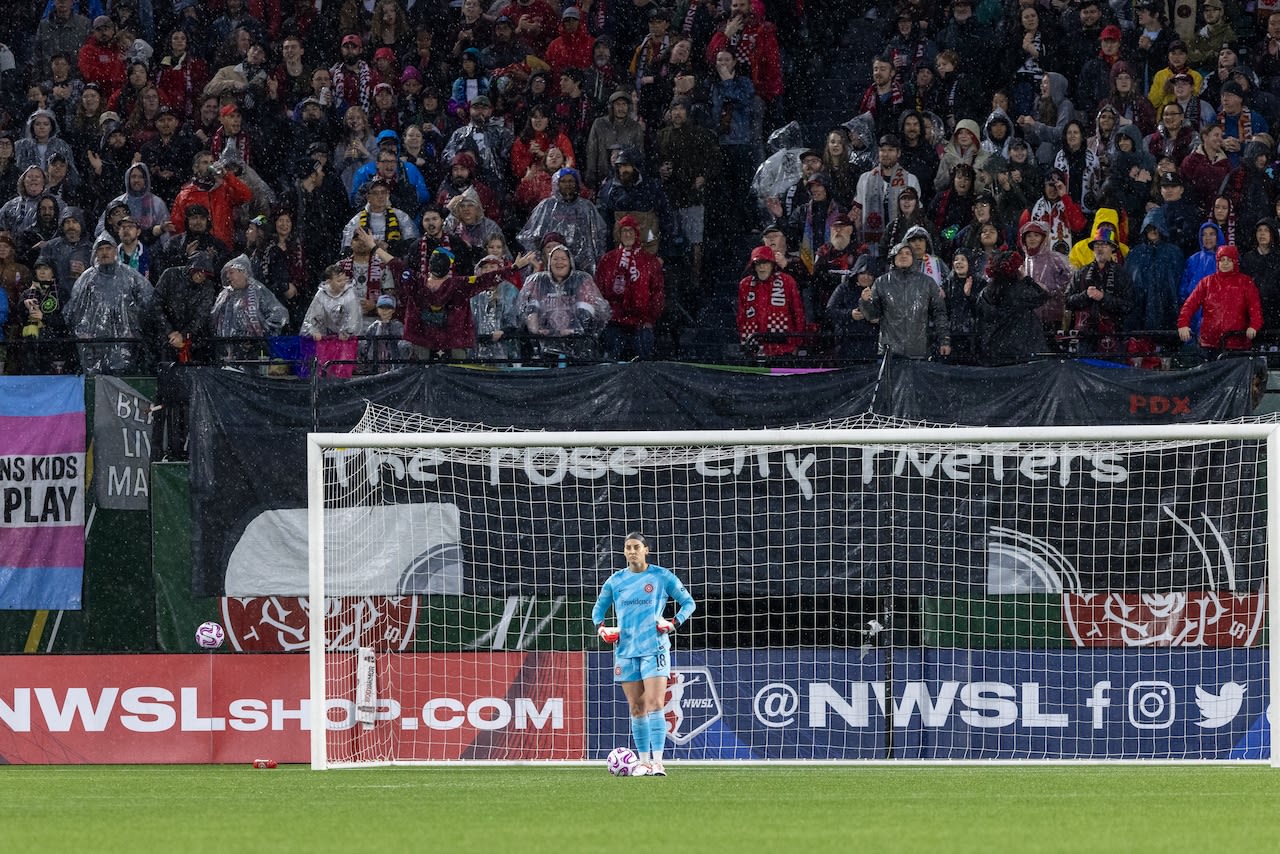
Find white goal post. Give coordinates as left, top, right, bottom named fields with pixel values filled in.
left=308, top=422, right=1280, bottom=768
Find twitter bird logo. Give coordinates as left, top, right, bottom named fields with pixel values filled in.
left=1195, top=682, right=1246, bottom=729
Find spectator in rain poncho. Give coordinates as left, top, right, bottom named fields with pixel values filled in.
left=36, top=206, right=94, bottom=287
left=65, top=233, right=154, bottom=374
left=0, top=166, right=63, bottom=235
left=515, top=242, right=611, bottom=359
left=15, top=109, right=80, bottom=189
left=442, top=187, right=504, bottom=262
left=468, top=254, right=522, bottom=362
left=209, top=253, right=288, bottom=368
left=517, top=167, right=609, bottom=274
left=95, top=163, right=171, bottom=247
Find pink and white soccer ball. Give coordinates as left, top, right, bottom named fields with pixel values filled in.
left=607, top=746, right=638, bottom=776
left=195, top=621, right=226, bottom=649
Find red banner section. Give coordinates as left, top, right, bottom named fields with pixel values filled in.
left=220, top=597, right=419, bottom=652
left=1063, top=590, right=1266, bottom=647
left=0, top=652, right=585, bottom=765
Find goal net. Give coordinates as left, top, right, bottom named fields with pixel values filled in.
left=308, top=410, right=1278, bottom=768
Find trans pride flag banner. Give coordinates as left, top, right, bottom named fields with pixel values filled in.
left=0, top=377, right=85, bottom=609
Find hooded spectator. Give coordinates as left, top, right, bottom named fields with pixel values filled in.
left=1177, top=245, right=1261, bottom=351
left=1126, top=208, right=1186, bottom=332
left=65, top=233, right=154, bottom=374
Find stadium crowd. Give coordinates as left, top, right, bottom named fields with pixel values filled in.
left=0, top=0, right=1279, bottom=374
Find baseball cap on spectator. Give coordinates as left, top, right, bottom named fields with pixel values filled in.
left=1161, top=171, right=1183, bottom=186
left=376, top=294, right=397, bottom=308
left=1170, top=72, right=1194, bottom=87
left=1089, top=224, right=1120, bottom=248
left=878, top=134, right=901, bottom=148
left=562, top=6, right=581, bottom=18
left=307, top=141, right=329, bottom=156
left=93, top=15, right=114, bottom=29
left=1100, top=25, right=1122, bottom=41
left=249, top=214, right=268, bottom=228
left=973, top=190, right=996, bottom=206
left=1221, top=80, right=1245, bottom=99
left=98, top=111, right=121, bottom=125
left=832, top=214, right=855, bottom=228
left=648, top=7, right=672, bottom=21
left=751, top=245, right=777, bottom=264
left=1203, top=0, right=1223, bottom=9
left=898, top=185, right=919, bottom=199
left=374, top=82, right=395, bottom=95
left=496, top=15, right=513, bottom=25
left=220, top=104, right=240, bottom=118
left=608, top=89, right=631, bottom=104
left=189, top=251, right=217, bottom=273
left=341, top=34, right=363, bottom=48
left=156, top=104, right=175, bottom=117
left=374, top=47, right=396, bottom=63
left=477, top=254, right=504, bottom=268
left=470, top=95, right=491, bottom=107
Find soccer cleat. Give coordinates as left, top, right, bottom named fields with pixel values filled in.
left=650, top=762, right=666, bottom=776
left=631, top=763, right=652, bottom=777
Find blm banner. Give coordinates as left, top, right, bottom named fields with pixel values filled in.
left=0, top=376, right=86, bottom=610
left=585, top=649, right=1268, bottom=760
left=92, top=376, right=153, bottom=511
left=189, top=360, right=1261, bottom=597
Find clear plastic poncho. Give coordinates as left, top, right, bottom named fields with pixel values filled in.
left=210, top=254, right=289, bottom=366
left=751, top=121, right=811, bottom=203
left=64, top=239, right=155, bottom=374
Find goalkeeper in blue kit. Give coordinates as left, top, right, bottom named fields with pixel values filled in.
left=592, top=532, right=696, bottom=777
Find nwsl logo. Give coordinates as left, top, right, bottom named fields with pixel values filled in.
left=662, top=667, right=722, bottom=745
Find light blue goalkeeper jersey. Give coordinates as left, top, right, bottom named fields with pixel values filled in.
left=591, top=564, right=696, bottom=659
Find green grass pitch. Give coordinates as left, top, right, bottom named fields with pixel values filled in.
left=5, top=765, right=1280, bottom=852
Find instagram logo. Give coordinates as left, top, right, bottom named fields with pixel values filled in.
left=1128, top=681, right=1176, bottom=730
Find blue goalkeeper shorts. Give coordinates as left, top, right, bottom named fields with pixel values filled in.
left=613, top=652, right=671, bottom=682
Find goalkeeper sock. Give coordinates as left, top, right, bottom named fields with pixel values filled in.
left=630, top=714, right=650, bottom=758
left=648, top=711, right=666, bottom=764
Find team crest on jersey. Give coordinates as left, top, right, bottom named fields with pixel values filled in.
left=644, top=583, right=654, bottom=593
left=662, top=666, right=722, bottom=745
left=614, top=665, right=622, bottom=676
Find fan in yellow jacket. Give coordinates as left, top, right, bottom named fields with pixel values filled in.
left=1068, top=207, right=1130, bottom=269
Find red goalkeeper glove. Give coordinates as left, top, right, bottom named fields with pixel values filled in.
left=656, top=617, right=677, bottom=634
left=597, top=625, right=620, bottom=644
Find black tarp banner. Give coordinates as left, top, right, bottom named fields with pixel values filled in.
left=189, top=360, right=1266, bottom=598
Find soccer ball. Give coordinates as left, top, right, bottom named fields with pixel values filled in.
left=195, top=621, right=226, bottom=650
left=606, top=746, right=638, bottom=776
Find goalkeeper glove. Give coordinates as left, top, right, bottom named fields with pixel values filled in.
left=597, top=625, right=620, bottom=644
left=656, top=617, right=677, bottom=634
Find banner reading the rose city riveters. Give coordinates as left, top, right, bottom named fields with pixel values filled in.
left=0, top=376, right=86, bottom=610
